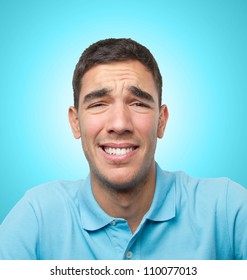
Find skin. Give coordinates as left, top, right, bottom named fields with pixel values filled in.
left=69, top=60, right=168, bottom=232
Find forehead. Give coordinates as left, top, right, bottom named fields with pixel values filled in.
left=80, top=60, right=157, bottom=93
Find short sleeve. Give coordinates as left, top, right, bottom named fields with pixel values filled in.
left=226, top=180, right=247, bottom=260
left=0, top=193, right=39, bottom=259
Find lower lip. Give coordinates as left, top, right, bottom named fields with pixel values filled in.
left=98, top=147, right=138, bottom=163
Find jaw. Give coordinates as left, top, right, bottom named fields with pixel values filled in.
left=90, top=149, right=156, bottom=192
left=82, top=136, right=157, bottom=191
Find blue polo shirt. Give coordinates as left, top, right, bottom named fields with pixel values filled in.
left=0, top=163, right=247, bottom=260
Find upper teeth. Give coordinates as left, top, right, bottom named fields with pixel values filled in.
left=104, top=147, right=133, bottom=156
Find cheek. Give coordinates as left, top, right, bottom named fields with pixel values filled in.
left=135, top=116, right=159, bottom=140
left=80, top=116, right=104, bottom=147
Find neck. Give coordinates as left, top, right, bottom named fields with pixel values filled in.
left=91, top=163, right=156, bottom=233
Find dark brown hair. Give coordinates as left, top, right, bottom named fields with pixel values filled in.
left=72, top=38, right=162, bottom=109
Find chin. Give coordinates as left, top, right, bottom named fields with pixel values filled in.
left=92, top=168, right=146, bottom=192
left=90, top=157, right=155, bottom=191
left=103, top=179, right=139, bottom=192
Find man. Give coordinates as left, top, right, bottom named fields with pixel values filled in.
left=0, top=38, right=246, bottom=259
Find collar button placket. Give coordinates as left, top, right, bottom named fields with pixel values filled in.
left=125, top=251, right=133, bottom=259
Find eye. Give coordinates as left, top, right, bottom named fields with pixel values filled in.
left=88, top=102, right=106, bottom=109
left=132, top=102, right=150, bottom=108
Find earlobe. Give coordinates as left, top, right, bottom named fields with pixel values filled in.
left=68, top=106, right=81, bottom=139
left=157, top=105, right=169, bottom=139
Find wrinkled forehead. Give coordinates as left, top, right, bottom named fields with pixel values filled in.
left=80, top=60, right=157, bottom=94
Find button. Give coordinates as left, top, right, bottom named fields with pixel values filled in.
left=126, top=251, right=133, bottom=259
left=110, top=220, right=117, bottom=226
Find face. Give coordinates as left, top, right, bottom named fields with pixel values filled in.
left=69, top=60, right=168, bottom=191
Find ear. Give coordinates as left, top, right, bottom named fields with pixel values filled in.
left=157, top=104, right=169, bottom=139
left=68, top=106, right=81, bottom=139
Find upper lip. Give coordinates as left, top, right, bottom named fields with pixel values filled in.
left=99, top=143, right=138, bottom=149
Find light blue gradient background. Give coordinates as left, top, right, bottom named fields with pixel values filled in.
left=0, top=0, right=246, bottom=223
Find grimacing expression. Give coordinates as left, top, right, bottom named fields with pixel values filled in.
left=69, top=60, right=168, bottom=190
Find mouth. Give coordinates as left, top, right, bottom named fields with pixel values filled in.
left=104, top=147, right=134, bottom=156
left=99, top=144, right=138, bottom=158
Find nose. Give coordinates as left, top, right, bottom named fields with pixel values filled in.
left=106, top=103, right=133, bottom=135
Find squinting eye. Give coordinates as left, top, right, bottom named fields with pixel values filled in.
left=132, top=102, right=150, bottom=108
left=88, top=103, right=106, bottom=109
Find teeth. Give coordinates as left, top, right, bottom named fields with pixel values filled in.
left=104, top=147, right=133, bottom=156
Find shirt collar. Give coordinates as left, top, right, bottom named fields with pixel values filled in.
left=79, top=176, right=113, bottom=231
left=144, top=163, right=176, bottom=222
left=79, top=163, right=176, bottom=231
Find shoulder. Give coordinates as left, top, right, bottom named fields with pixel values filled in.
left=169, top=169, right=246, bottom=196
left=160, top=169, right=247, bottom=209
left=23, top=179, right=85, bottom=212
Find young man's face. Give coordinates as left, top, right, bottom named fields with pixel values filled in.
left=69, top=60, right=168, bottom=190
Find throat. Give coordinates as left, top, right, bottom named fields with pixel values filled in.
left=93, top=179, right=156, bottom=233
left=90, top=161, right=157, bottom=232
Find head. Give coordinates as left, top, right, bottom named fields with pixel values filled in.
left=72, top=38, right=163, bottom=110
left=69, top=38, right=168, bottom=192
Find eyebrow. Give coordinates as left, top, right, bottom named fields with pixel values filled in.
left=82, top=86, right=155, bottom=104
left=83, top=88, right=110, bottom=104
left=128, top=86, right=155, bottom=103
